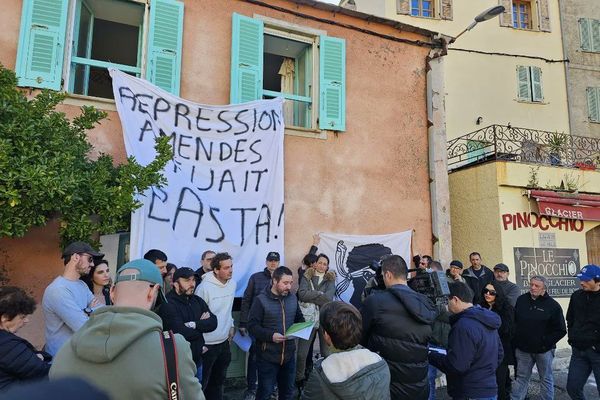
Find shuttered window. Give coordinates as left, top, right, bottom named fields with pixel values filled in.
left=397, top=0, right=452, bottom=19
left=230, top=13, right=346, bottom=132
left=16, top=0, right=184, bottom=97
left=587, top=88, right=600, bottom=123
left=500, top=0, right=551, bottom=32
left=580, top=19, right=600, bottom=52
left=517, top=66, right=543, bottom=103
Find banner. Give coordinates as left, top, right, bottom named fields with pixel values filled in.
left=318, top=231, right=412, bottom=308
left=110, top=70, right=284, bottom=296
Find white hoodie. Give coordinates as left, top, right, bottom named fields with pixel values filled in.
left=195, top=271, right=236, bottom=345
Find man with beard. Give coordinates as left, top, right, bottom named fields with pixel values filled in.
left=248, top=266, right=304, bottom=400
left=159, top=267, right=217, bottom=381
left=42, top=241, right=104, bottom=356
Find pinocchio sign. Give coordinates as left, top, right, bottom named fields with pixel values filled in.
left=502, top=211, right=584, bottom=232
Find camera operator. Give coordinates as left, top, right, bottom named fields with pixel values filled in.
left=361, top=255, right=438, bottom=400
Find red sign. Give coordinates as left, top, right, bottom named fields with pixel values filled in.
left=538, top=201, right=600, bottom=222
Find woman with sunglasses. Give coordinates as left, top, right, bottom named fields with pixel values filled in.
left=479, top=282, right=515, bottom=400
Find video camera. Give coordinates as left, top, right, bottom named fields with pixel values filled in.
left=408, top=269, right=451, bottom=306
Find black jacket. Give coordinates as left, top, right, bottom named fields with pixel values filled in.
left=464, top=266, right=494, bottom=300
left=514, top=292, right=566, bottom=353
left=158, top=291, right=218, bottom=363
left=566, top=289, right=600, bottom=351
left=480, top=301, right=515, bottom=365
left=0, top=330, right=51, bottom=390
left=361, top=284, right=438, bottom=400
left=248, top=286, right=304, bottom=365
left=446, top=269, right=482, bottom=304
left=240, top=268, right=272, bottom=329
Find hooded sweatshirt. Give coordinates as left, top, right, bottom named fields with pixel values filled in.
left=361, top=284, right=438, bottom=400
left=302, top=346, right=391, bottom=400
left=49, top=306, right=204, bottom=400
left=195, top=271, right=236, bottom=345
left=429, top=306, right=503, bottom=400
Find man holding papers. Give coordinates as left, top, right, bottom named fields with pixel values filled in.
left=248, top=266, right=305, bottom=400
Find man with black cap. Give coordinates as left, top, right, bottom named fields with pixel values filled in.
left=159, top=267, right=218, bottom=382
left=239, top=251, right=280, bottom=400
left=493, top=263, right=520, bottom=307
left=446, top=260, right=481, bottom=304
left=50, top=259, right=204, bottom=400
left=42, top=241, right=103, bottom=356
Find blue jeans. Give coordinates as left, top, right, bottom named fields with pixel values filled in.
left=196, top=361, right=203, bottom=383
left=465, top=397, right=497, bottom=400
left=256, top=356, right=296, bottom=400
left=428, top=364, right=437, bottom=400
left=511, top=348, right=554, bottom=400
left=566, top=347, right=600, bottom=400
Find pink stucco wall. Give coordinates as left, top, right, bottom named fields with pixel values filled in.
left=0, top=0, right=433, bottom=347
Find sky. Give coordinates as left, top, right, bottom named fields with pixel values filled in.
left=319, top=0, right=340, bottom=4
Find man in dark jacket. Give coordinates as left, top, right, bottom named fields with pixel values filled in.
left=429, top=281, right=503, bottom=400
left=248, top=266, right=304, bottom=400
left=512, top=275, right=566, bottom=400
left=159, top=267, right=218, bottom=380
left=446, top=260, right=481, bottom=304
left=361, top=255, right=437, bottom=400
left=566, top=264, right=600, bottom=400
left=239, top=251, right=280, bottom=399
left=464, top=252, right=494, bottom=296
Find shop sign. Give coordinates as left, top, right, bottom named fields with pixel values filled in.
left=513, top=247, right=581, bottom=298
left=538, top=232, right=556, bottom=248
left=538, top=201, right=600, bottom=222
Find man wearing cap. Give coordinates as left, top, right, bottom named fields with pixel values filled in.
left=566, top=264, right=600, bottom=400
left=159, top=267, right=218, bottom=382
left=446, top=260, right=481, bottom=304
left=493, top=263, right=520, bottom=307
left=50, top=259, right=205, bottom=400
left=195, top=252, right=236, bottom=400
left=239, top=251, right=281, bottom=400
left=42, top=241, right=104, bottom=356
left=512, top=275, right=566, bottom=400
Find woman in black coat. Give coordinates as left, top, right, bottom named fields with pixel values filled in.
left=0, top=286, right=51, bottom=391
left=479, top=282, right=515, bottom=400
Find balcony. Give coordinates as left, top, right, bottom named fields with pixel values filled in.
left=447, top=125, right=600, bottom=172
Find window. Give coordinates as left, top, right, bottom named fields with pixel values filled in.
left=15, top=0, right=184, bottom=96
left=411, top=0, right=434, bottom=18
left=517, top=66, right=543, bottom=103
left=512, top=0, right=532, bottom=29
left=230, top=14, right=346, bottom=132
left=587, top=88, right=600, bottom=123
left=580, top=19, right=600, bottom=52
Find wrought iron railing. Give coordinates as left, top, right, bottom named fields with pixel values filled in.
left=447, top=125, right=600, bottom=171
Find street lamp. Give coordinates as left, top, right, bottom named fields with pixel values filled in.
left=449, top=6, right=506, bottom=44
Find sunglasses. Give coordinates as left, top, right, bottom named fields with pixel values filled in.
left=483, top=288, right=497, bottom=296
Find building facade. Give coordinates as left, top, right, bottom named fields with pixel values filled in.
left=0, top=0, right=449, bottom=355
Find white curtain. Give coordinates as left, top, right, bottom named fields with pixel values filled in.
left=279, top=58, right=295, bottom=126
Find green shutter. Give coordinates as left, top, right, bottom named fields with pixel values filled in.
left=580, top=19, right=592, bottom=51
left=230, top=13, right=263, bottom=104
left=517, top=66, right=531, bottom=101
left=531, top=67, right=543, bottom=102
left=588, top=87, right=600, bottom=122
left=592, top=19, right=600, bottom=52
left=146, top=0, right=184, bottom=95
left=319, top=36, right=346, bottom=131
left=15, top=0, right=69, bottom=90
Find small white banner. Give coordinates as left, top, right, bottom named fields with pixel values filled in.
left=318, top=231, right=412, bottom=308
left=110, top=70, right=285, bottom=296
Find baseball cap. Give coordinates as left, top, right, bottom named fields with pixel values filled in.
left=115, top=259, right=166, bottom=303
left=576, top=264, right=600, bottom=282
left=62, top=241, right=104, bottom=258
left=450, top=260, right=463, bottom=269
left=266, top=252, right=280, bottom=261
left=173, top=267, right=195, bottom=281
left=494, top=263, right=509, bottom=272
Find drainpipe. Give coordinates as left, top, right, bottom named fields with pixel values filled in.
left=426, top=34, right=452, bottom=265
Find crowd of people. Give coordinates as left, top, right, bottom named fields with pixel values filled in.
left=0, top=239, right=599, bottom=400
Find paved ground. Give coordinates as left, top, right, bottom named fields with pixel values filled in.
left=221, top=348, right=598, bottom=400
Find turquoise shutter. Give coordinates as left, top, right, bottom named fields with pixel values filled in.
left=517, top=66, right=531, bottom=101
left=592, top=19, right=600, bottom=52
left=146, top=0, right=184, bottom=95
left=319, top=36, right=346, bottom=131
left=588, top=87, right=600, bottom=122
left=580, top=19, right=591, bottom=51
left=531, top=67, right=543, bottom=102
left=230, top=13, right=263, bottom=104
left=15, top=0, right=69, bottom=90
